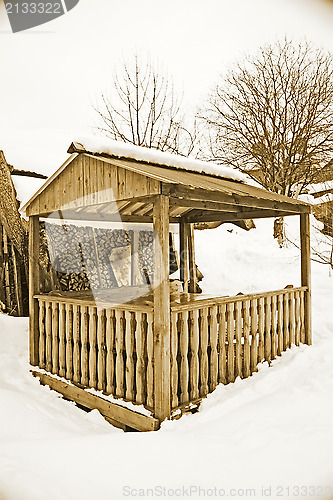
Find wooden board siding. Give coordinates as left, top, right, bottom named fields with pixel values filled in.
left=26, top=155, right=161, bottom=217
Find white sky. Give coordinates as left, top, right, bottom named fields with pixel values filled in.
left=1, top=0, right=333, bottom=180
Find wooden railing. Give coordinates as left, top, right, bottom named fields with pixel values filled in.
left=170, top=287, right=307, bottom=409
left=35, top=286, right=307, bottom=416
left=35, top=296, right=155, bottom=409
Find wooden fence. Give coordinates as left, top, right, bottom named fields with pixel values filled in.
left=170, top=287, right=307, bottom=409
left=35, top=286, right=307, bottom=416
left=36, top=296, right=155, bottom=410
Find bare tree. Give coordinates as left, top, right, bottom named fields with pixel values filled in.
left=95, top=53, right=196, bottom=156
left=200, top=39, right=333, bottom=197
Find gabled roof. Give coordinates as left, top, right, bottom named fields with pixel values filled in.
left=22, top=141, right=311, bottom=223
left=67, top=137, right=246, bottom=183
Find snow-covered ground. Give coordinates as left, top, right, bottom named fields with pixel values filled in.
left=1, top=217, right=333, bottom=500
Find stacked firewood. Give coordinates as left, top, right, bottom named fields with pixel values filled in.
left=43, top=223, right=156, bottom=292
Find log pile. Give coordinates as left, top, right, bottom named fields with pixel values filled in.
left=43, top=223, right=157, bottom=292
left=0, top=151, right=31, bottom=316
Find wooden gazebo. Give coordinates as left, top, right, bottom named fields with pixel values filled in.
left=23, top=140, right=312, bottom=431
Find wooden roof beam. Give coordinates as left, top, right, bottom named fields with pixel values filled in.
left=41, top=210, right=179, bottom=224
left=184, top=209, right=302, bottom=223
left=163, top=185, right=311, bottom=214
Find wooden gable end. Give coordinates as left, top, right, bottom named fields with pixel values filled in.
left=26, top=154, right=161, bottom=216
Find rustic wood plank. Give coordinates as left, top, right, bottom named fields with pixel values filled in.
left=199, top=307, right=209, bottom=396
left=258, top=297, right=265, bottom=363
left=234, top=301, right=243, bottom=378
left=243, top=300, right=251, bottom=378
left=162, top=183, right=310, bottom=213
left=12, top=246, right=23, bottom=316
left=188, top=224, right=197, bottom=294
left=209, top=306, right=218, bottom=391
left=300, top=290, right=306, bottom=344
left=80, top=305, right=89, bottom=387
left=89, top=306, right=98, bottom=389
left=264, top=296, right=272, bottom=363
left=295, top=291, right=301, bottom=346
left=289, top=292, right=296, bottom=347
left=135, top=312, right=146, bottom=404
left=185, top=208, right=300, bottom=224
left=117, top=166, right=126, bottom=200
left=250, top=298, right=258, bottom=373
left=146, top=312, right=154, bottom=409
left=152, top=194, right=171, bottom=420
left=97, top=309, right=106, bottom=392
left=29, top=216, right=40, bottom=366
left=179, top=311, right=189, bottom=403
left=300, top=213, right=312, bottom=345
left=170, top=312, right=179, bottom=408
left=38, top=300, right=46, bottom=369
left=277, top=294, right=284, bottom=356
left=226, top=302, right=235, bottom=382
left=45, top=301, right=52, bottom=372
left=218, top=303, right=227, bottom=384
left=65, top=303, right=73, bottom=381
left=131, top=231, right=141, bottom=286
left=58, top=302, right=66, bottom=377
left=125, top=311, right=135, bottom=400
left=283, top=293, right=290, bottom=350
left=110, top=162, right=118, bottom=199
left=105, top=309, right=115, bottom=395
left=271, top=295, right=278, bottom=359
left=51, top=302, right=59, bottom=374
left=179, top=221, right=189, bottom=293
left=72, top=304, right=81, bottom=384
left=115, top=309, right=125, bottom=398
left=189, top=308, right=200, bottom=400
left=170, top=287, right=307, bottom=313
left=33, top=371, right=160, bottom=432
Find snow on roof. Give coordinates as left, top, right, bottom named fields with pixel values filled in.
left=70, top=136, right=247, bottom=183
left=304, top=181, right=333, bottom=205
left=307, top=180, right=333, bottom=195
left=311, top=193, right=333, bottom=205
left=12, top=175, right=47, bottom=210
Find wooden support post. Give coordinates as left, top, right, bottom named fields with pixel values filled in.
left=131, top=230, right=140, bottom=286
left=300, top=214, right=312, bottom=345
left=179, top=221, right=189, bottom=293
left=12, top=245, right=23, bottom=316
left=188, top=224, right=197, bottom=294
left=29, top=216, right=40, bottom=365
left=153, top=195, right=171, bottom=421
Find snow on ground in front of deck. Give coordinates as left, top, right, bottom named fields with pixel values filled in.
left=1, top=217, right=333, bottom=500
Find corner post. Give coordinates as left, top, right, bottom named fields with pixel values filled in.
left=300, top=213, right=312, bottom=345
left=179, top=221, right=189, bottom=293
left=188, top=224, right=197, bottom=293
left=153, top=194, right=171, bottom=421
left=29, top=215, right=40, bottom=365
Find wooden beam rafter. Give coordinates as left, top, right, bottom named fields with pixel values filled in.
left=184, top=209, right=304, bottom=224
left=164, top=185, right=311, bottom=214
